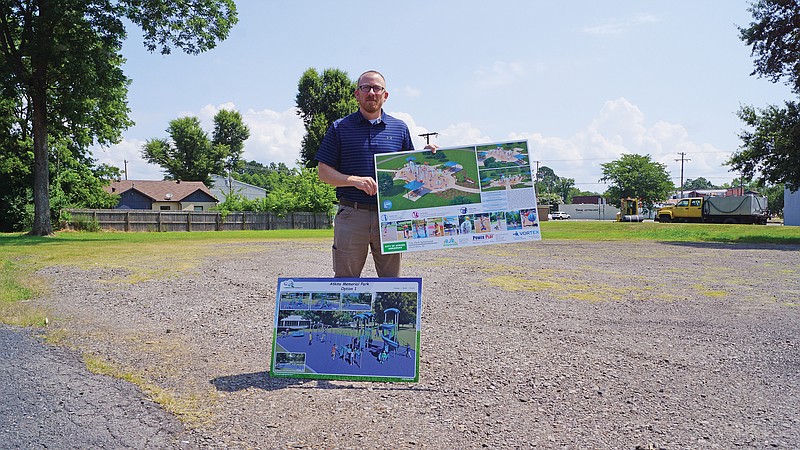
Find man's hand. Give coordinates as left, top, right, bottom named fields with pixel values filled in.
left=424, top=144, right=440, bottom=154
left=350, top=176, right=378, bottom=196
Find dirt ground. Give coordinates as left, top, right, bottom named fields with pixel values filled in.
left=35, top=239, right=800, bottom=449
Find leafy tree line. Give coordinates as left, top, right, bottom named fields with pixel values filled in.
left=0, top=0, right=238, bottom=234
left=731, top=0, right=800, bottom=193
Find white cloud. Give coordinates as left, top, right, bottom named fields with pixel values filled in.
left=95, top=98, right=736, bottom=191
left=93, top=103, right=305, bottom=180
left=188, top=102, right=305, bottom=167
left=92, top=138, right=164, bottom=180
left=425, top=97, right=735, bottom=191
left=583, top=14, right=659, bottom=36
left=240, top=107, right=305, bottom=167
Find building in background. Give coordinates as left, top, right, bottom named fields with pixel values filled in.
left=208, top=174, right=267, bottom=201
left=106, top=180, right=217, bottom=211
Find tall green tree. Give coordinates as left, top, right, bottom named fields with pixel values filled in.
left=295, top=68, right=358, bottom=167
left=730, top=102, right=800, bottom=189
left=555, top=176, right=575, bottom=203
left=213, top=108, right=250, bottom=175
left=600, top=154, right=674, bottom=209
left=535, top=166, right=559, bottom=193
left=143, top=109, right=248, bottom=186
left=0, top=1, right=237, bottom=236
left=732, top=0, right=800, bottom=190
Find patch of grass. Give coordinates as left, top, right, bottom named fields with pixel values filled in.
left=540, top=221, right=800, bottom=244
left=693, top=284, right=729, bottom=299
left=0, top=229, right=332, bottom=324
left=485, top=275, right=560, bottom=291
left=0, top=259, right=34, bottom=303
left=83, top=353, right=213, bottom=426
left=0, top=302, right=48, bottom=327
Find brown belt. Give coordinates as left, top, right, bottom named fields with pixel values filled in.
left=338, top=198, right=379, bottom=211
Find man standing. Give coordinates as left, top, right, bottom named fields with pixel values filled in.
left=316, top=70, right=434, bottom=278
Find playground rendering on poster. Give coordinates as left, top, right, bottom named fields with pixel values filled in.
left=375, top=140, right=541, bottom=254
left=271, top=278, right=422, bottom=382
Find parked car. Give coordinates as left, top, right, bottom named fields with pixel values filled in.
left=551, top=211, right=570, bottom=220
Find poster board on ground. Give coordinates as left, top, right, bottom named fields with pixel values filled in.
left=375, top=140, right=541, bottom=254
left=270, top=277, right=422, bottom=382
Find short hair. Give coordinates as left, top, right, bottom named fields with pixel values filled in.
left=358, top=70, right=386, bottom=85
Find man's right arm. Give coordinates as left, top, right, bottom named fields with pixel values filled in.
left=317, top=162, right=378, bottom=196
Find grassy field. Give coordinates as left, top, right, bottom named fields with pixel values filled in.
left=2, top=222, right=799, bottom=325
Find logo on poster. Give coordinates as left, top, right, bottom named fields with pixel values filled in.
left=513, top=230, right=538, bottom=237
left=383, top=200, right=393, bottom=210
left=472, top=234, right=494, bottom=241
left=442, top=238, right=458, bottom=247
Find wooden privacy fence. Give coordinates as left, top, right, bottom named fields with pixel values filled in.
left=66, top=209, right=333, bottom=232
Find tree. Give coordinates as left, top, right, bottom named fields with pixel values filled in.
left=555, top=177, right=575, bottom=203
left=600, top=154, right=674, bottom=209
left=682, top=177, right=715, bottom=190
left=535, top=166, right=559, bottom=194
left=0, top=1, right=237, bottom=236
left=295, top=68, right=358, bottom=167
left=732, top=1, right=800, bottom=190
left=729, top=102, right=800, bottom=189
left=213, top=109, right=250, bottom=176
left=537, top=192, right=562, bottom=209
left=739, top=0, right=800, bottom=94
left=143, top=109, right=248, bottom=186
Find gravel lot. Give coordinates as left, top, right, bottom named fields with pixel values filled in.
left=29, top=239, right=800, bottom=448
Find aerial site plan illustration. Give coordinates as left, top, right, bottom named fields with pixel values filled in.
left=375, top=140, right=541, bottom=254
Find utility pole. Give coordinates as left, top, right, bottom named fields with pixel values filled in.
left=418, top=132, right=438, bottom=145
left=675, top=152, right=691, bottom=198
left=123, top=160, right=128, bottom=180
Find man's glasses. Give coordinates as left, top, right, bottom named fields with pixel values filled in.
left=358, top=85, right=386, bottom=94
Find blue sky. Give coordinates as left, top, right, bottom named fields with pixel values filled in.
left=92, top=1, right=793, bottom=192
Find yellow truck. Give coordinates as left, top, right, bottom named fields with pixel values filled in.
left=655, top=195, right=769, bottom=225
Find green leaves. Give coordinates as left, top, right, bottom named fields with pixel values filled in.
left=143, top=109, right=249, bottom=185
left=735, top=1, right=800, bottom=190
left=295, top=68, right=358, bottom=167
left=600, top=154, right=674, bottom=209
left=122, top=0, right=238, bottom=55
left=731, top=102, right=800, bottom=190
left=0, top=1, right=239, bottom=234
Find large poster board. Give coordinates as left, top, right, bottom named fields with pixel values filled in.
left=270, top=277, right=422, bottom=382
left=375, top=140, right=541, bottom=254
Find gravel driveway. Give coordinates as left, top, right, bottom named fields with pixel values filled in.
left=19, top=239, right=800, bottom=448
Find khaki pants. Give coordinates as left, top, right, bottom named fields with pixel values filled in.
left=332, top=205, right=401, bottom=278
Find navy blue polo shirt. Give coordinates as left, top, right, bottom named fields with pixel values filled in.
left=315, top=110, right=415, bottom=205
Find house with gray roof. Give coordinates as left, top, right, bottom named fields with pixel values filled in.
left=105, top=180, right=218, bottom=211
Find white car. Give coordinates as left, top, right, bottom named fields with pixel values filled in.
left=550, top=211, right=570, bottom=220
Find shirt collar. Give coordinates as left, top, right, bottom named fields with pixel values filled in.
left=358, top=110, right=385, bottom=124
